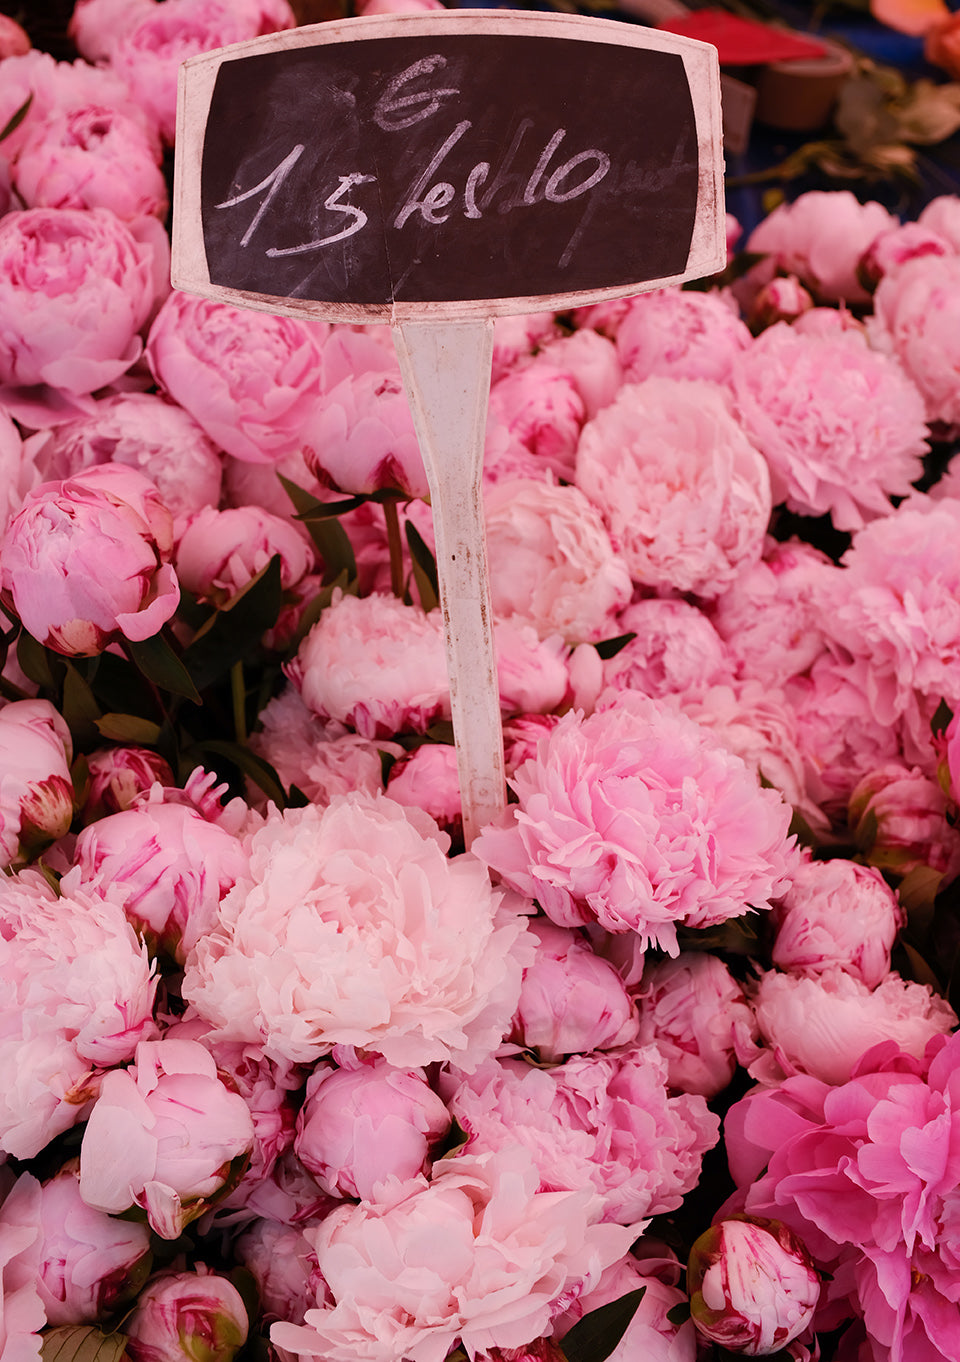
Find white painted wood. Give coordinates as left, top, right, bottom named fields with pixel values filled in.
left=392, top=318, right=504, bottom=846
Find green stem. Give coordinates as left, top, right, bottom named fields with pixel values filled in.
left=231, top=659, right=247, bottom=744
left=383, top=497, right=404, bottom=599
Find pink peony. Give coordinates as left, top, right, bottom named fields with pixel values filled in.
left=575, top=377, right=770, bottom=599
left=749, top=967, right=956, bottom=1086
left=82, top=744, right=174, bottom=821
left=271, top=1145, right=637, bottom=1362
left=511, top=920, right=639, bottom=1061
left=747, top=274, right=815, bottom=330
left=635, top=952, right=759, bottom=1098
left=146, top=291, right=328, bottom=464
left=493, top=621, right=570, bottom=715
left=483, top=477, right=632, bottom=644
left=295, top=1058, right=451, bottom=1201
left=182, top=793, right=532, bottom=1069
left=848, top=762, right=960, bottom=882
left=868, top=252, right=960, bottom=426
left=771, top=855, right=904, bottom=988
left=386, top=743, right=462, bottom=838
left=0, top=698, right=74, bottom=866
left=302, top=370, right=428, bottom=500
left=534, top=327, right=623, bottom=418
left=857, top=222, right=952, bottom=291
left=488, top=357, right=587, bottom=483
left=917, top=192, right=960, bottom=250
left=0, top=866, right=158, bottom=1159
left=0, top=404, right=35, bottom=537
left=0, top=1174, right=46, bottom=1359
left=0, top=50, right=151, bottom=162
left=68, top=0, right=157, bottom=63
left=552, top=1252, right=696, bottom=1362
left=0, top=206, right=158, bottom=411
left=123, top=1267, right=248, bottom=1362
left=445, top=1047, right=719, bottom=1225
left=287, top=591, right=450, bottom=739
left=174, top=504, right=314, bottom=604
left=490, top=311, right=561, bottom=381
left=78, top=1037, right=255, bottom=1238
left=600, top=598, right=734, bottom=699
left=474, top=692, right=795, bottom=955
left=614, top=286, right=751, bottom=386
left=730, top=324, right=928, bottom=529
left=236, top=1218, right=326, bottom=1333
left=0, top=463, right=179, bottom=656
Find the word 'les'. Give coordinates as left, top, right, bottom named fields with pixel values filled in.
left=214, top=54, right=612, bottom=256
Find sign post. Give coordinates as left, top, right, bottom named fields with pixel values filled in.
left=172, top=9, right=725, bottom=845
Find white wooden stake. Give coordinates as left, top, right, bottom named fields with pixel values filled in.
left=392, top=318, right=505, bottom=847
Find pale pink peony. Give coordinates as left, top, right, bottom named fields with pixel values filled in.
left=534, top=327, right=624, bottom=418
left=82, top=744, right=174, bottom=821
left=236, top=1218, right=326, bottom=1334
left=614, top=286, right=751, bottom=386
left=295, top=1058, right=451, bottom=1201
left=749, top=967, right=956, bottom=1086
left=635, top=952, right=759, bottom=1099
left=287, top=591, right=450, bottom=740
left=868, top=252, right=960, bottom=426
left=848, top=762, right=960, bottom=882
left=772, top=855, right=904, bottom=989
left=511, top=920, right=639, bottom=1062
left=730, top=323, right=928, bottom=529
left=0, top=463, right=179, bottom=656
left=493, top=621, right=571, bottom=715
left=0, top=50, right=151, bottom=161
left=12, top=104, right=167, bottom=222
left=174, top=504, right=314, bottom=603
left=78, top=1037, right=255, bottom=1239
left=271, top=1145, right=637, bottom=1362
left=445, top=1046, right=719, bottom=1225
left=0, top=698, right=74, bottom=867
left=146, top=291, right=328, bottom=464
left=302, top=370, right=428, bottom=500
left=0, top=206, right=158, bottom=412
left=552, top=1252, right=697, bottom=1362
left=0, top=1174, right=46, bottom=1360
left=576, top=377, right=771, bottom=599
left=24, top=392, right=223, bottom=524
left=182, top=793, right=532, bottom=1070
left=386, top=743, right=462, bottom=838
left=488, top=360, right=587, bottom=483
left=474, top=692, right=796, bottom=955
left=483, top=477, right=631, bottom=644
left=600, top=598, right=734, bottom=699
left=123, top=1267, right=249, bottom=1362
left=68, top=0, right=157, bottom=63
left=0, top=866, right=158, bottom=1159
left=745, top=190, right=897, bottom=303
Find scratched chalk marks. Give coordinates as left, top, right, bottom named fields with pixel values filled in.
left=198, top=32, right=699, bottom=306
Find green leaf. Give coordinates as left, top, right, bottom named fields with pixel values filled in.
left=0, top=93, right=32, bottom=144
left=405, top=519, right=439, bottom=612
left=17, top=630, right=60, bottom=691
left=931, top=697, right=954, bottom=738
left=125, top=634, right=201, bottom=703
left=899, top=939, right=943, bottom=994
left=181, top=556, right=283, bottom=691
left=188, top=739, right=288, bottom=808
left=666, top=1301, right=691, bottom=1327
left=95, top=713, right=164, bottom=745
left=593, top=632, right=637, bottom=661
left=278, top=475, right=357, bottom=583
left=898, top=864, right=944, bottom=919
left=558, top=1287, right=646, bottom=1362
left=41, top=1325, right=128, bottom=1362
left=61, top=663, right=102, bottom=746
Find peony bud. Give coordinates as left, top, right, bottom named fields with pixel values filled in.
left=687, top=1216, right=820, bottom=1356
left=123, top=1267, right=248, bottom=1362
left=0, top=698, right=74, bottom=866
left=848, top=761, right=960, bottom=882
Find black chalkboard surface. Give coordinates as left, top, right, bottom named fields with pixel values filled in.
left=173, top=10, right=724, bottom=321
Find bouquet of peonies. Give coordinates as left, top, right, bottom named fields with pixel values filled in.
left=3, top=4, right=960, bottom=1362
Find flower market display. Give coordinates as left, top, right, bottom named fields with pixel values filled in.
left=6, top=2, right=960, bottom=1361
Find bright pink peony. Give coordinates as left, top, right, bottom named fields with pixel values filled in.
left=0, top=463, right=179, bottom=656
left=146, top=291, right=327, bottom=464
left=0, top=50, right=152, bottom=161
left=174, top=504, right=314, bottom=604
left=868, top=253, right=960, bottom=426
left=600, top=598, right=734, bottom=699
left=730, top=323, right=928, bottom=529
left=484, top=477, right=631, bottom=644
left=576, top=377, right=770, bottom=598
left=271, top=1145, right=637, bottom=1362
left=287, top=591, right=450, bottom=740
left=614, top=286, right=751, bottom=386
left=445, top=1046, right=719, bottom=1225
left=182, top=793, right=532, bottom=1069
left=474, top=692, right=796, bottom=955
left=0, top=698, right=74, bottom=866
left=295, top=1058, right=451, bottom=1201
left=302, top=370, right=428, bottom=500
left=78, top=1037, right=255, bottom=1239
left=123, top=1267, right=249, bottom=1362
left=858, top=221, right=952, bottom=291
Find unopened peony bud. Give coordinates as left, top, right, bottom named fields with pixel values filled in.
left=0, top=698, right=74, bottom=865
left=687, top=1216, right=820, bottom=1356
left=848, top=761, right=960, bottom=882
left=747, top=275, right=814, bottom=332
left=123, top=1267, right=248, bottom=1362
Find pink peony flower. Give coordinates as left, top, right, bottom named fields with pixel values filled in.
left=474, top=692, right=795, bottom=955
left=0, top=404, right=35, bottom=537
left=614, top=286, right=751, bottom=386
left=386, top=743, right=463, bottom=838
left=295, top=1058, right=451, bottom=1201
left=0, top=206, right=158, bottom=411
left=146, top=291, right=328, bottom=464
left=0, top=1174, right=46, bottom=1359
left=917, top=192, right=960, bottom=250
left=512, top=920, right=639, bottom=1061
left=857, top=221, right=952, bottom=291
left=0, top=50, right=151, bottom=162
left=749, top=967, right=956, bottom=1086
left=552, top=1252, right=697, bottom=1362
left=600, top=598, right=734, bottom=699
left=0, top=698, right=74, bottom=866
left=488, top=357, right=587, bottom=483
left=635, top=952, right=759, bottom=1098
left=445, top=1047, right=719, bottom=1225
left=68, top=0, right=157, bottom=63
left=493, top=620, right=570, bottom=715
left=287, top=591, right=450, bottom=740
left=0, top=866, right=158, bottom=1159
left=687, top=1216, right=820, bottom=1356
left=271, top=1145, right=637, bottom=1362
left=772, top=855, right=904, bottom=989
left=483, top=477, right=632, bottom=644
left=534, top=327, right=623, bottom=418
left=868, top=252, right=960, bottom=426
left=236, top=1218, right=326, bottom=1333
left=0, top=463, right=179, bottom=656
left=123, top=1267, right=249, bottom=1362
left=302, top=370, right=428, bottom=500
left=747, top=274, right=815, bottom=330
left=730, top=323, right=928, bottom=530
left=575, top=377, right=770, bottom=599
left=174, top=504, right=314, bottom=604
left=848, top=762, right=960, bottom=882
left=182, top=793, right=532, bottom=1070
left=78, top=1037, right=255, bottom=1238
left=81, top=744, right=174, bottom=821
left=745, top=190, right=897, bottom=303
left=490, top=311, right=561, bottom=381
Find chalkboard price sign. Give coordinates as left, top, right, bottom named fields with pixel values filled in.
left=173, top=9, right=724, bottom=321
